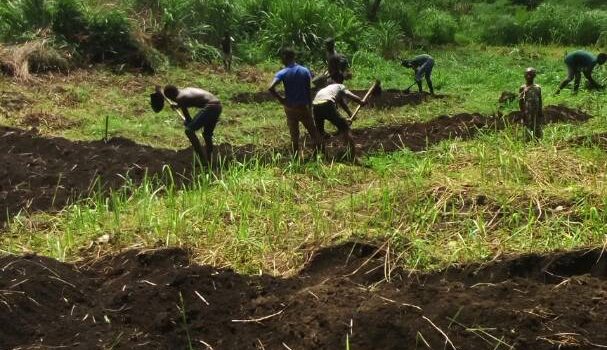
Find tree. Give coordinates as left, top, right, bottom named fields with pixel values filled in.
left=368, top=0, right=382, bottom=21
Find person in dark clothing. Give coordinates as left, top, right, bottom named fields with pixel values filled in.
left=312, top=76, right=365, bottom=160
left=519, top=67, right=543, bottom=140
left=556, top=50, right=606, bottom=94
left=221, top=33, right=234, bottom=72
left=269, top=48, right=322, bottom=158
left=325, top=37, right=350, bottom=83
left=154, top=85, right=222, bottom=164
left=402, top=54, right=435, bottom=95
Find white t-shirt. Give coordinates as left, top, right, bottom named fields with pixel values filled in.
left=313, top=84, right=347, bottom=105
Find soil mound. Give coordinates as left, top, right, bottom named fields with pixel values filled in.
left=1, top=245, right=606, bottom=349
left=0, top=127, right=193, bottom=223
left=230, top=90, right=441, bottom=108
left=0, top=105, right=591, bottom=223
left=321, top=105, right=590, bottom=154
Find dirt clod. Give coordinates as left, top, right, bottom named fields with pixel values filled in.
left=1, top=244, right=606, bottom=349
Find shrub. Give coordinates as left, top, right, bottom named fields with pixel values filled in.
left=414, top=8, right=457, bottom=45
left=377, top=1, right=413, bottom=36
left=364, top=20, right=404, bottom=59
left=0, top=0, right=52, bottom=42
left=259, top=1, right=334, bottom=58
left=86, top=9, right=137, bottom=62
left=52, top=0, right=89, bottom=44
left=523, top=4, right=570, bottom=44
left=569, top=10, right=607, bottom=45
left=480, top=15, right=524, bottom=45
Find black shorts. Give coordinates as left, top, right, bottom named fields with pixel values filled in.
left=313, top=102, right=349, bottom=133
left=185, top=103, right=221, bottom=138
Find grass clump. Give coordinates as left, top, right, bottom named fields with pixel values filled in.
left=414, top=8, right=458, bottom=45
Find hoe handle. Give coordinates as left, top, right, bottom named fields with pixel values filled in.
left=349, top=80, right=379, bottom=122
left=162, top=95, right=186, bottom=122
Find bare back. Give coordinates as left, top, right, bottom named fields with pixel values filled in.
left=175, top=88, right=220, bottom=108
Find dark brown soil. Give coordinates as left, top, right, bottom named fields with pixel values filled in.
left=0, top=105, right=590, bottom=224
left=329, top=104, right=591, bottom=153
left=231, top=89, right=440, bottom=108
left=1, top=244, right=606, bottom=349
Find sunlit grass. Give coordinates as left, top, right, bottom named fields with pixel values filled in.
left=1, top=46, right=606, bottom=275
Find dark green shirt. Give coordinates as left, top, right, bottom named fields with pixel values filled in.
left=564, top=50, right=597, bottom=71
left=409, top=54, right=433, bottom=67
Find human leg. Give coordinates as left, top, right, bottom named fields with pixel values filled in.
left=557, top=66, right=575, bottom=93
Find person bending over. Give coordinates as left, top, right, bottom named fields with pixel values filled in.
left=402, top=54, right=435, bottom=95
left=156, top=85, right=222, bottom=163
left=556, top=50, right=606, bottom=94
left=312, top=76, right=365, bottom=161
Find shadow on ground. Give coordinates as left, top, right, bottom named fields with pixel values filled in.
left=1, top=243, right=606, bottom=349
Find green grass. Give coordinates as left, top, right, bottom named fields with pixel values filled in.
left=1, top=45, right=607, bottom=274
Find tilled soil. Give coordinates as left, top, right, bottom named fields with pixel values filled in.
left=1, top=243, right=606, bottom=349
left=231, top=89, right=438, bottom=108
left=0, top=105, right=590, bottom=224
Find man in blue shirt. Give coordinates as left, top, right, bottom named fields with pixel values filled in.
left=269, top=48, right=322, bottom=158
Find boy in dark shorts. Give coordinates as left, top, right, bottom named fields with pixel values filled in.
left=556, top=50, right=606, bottom=94
left=402, top=54, right=435, bottom=95
left=151, top=85, right=222, bottom=163
left=312, top=77, right=365, bottom=160
left=519, top=67, right=543, bottom=140
left=269, top=48, right=322, bottom=158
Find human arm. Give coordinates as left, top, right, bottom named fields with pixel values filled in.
left=344, top=90, right=365, bottom=106
left=180, top=106, right=192, bottom=124
left=518, top=86, right=525, bottom=112
left=268, top=78, right=286, bottom=105
left=584, top=68, right=603, bottom=89
left=337, top=98, right=353, bottom=117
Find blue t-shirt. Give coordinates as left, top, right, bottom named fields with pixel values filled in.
left=274, top=64, right=312, bottom=107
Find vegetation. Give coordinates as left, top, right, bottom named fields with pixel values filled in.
left=1, top=44, right=606, bottom=274
left=1, top=0, right=606, bottom=71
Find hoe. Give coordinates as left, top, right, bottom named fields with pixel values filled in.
left=348, top=80, right=382, bottom=123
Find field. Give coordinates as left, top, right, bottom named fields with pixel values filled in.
left=2, top=0, right=607, bottom=348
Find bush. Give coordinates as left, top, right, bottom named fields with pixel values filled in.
left=569, top=10, right=607, bottom=45
left=364, top=20, right=404, bottom=59
left=377, top=2, right=414, bottom=36
left=258, top=0, right=364, bottom=60
left=86, top=10, right=139, bottom=62
left=523, top=4, right=570, bottom=43
left=52, top=0, right=88, bottom=43
left=414, top=8, right=457, bottom=45
left=480, top=15, right=524, bottom=45
left=0, top=0, right=52, bottom=42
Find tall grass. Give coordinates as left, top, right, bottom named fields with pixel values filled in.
left=2, top=0, right=607, bottom=70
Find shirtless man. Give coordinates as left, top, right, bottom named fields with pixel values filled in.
left=151, top=85, right=222, bottom=163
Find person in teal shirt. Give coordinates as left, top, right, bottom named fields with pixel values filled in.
left=402, top=54, right=435, bottom=95
left=556, top=50, right=606, bottom=94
